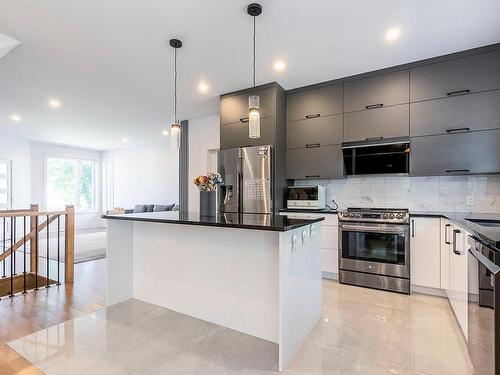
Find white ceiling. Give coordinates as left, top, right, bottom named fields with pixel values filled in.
left=1, top=0, right=500, bottom=150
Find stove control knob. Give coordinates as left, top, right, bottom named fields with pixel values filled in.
left=355, top=213, right=361, bottom=218
left=396, top=213, right=403, bottom=219
left=382, top=214, right=389, bottom=219
left=389, top=214, right=395, bottom=219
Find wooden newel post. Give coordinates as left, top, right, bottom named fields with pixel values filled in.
left=30, top=204, right=39, bottom=273
left=65, top=205, right=75, bottom=283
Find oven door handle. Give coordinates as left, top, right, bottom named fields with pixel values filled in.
left=340, top=224, right=408, bottom=235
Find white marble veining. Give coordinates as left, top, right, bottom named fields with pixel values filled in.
left=8, top=280, right=473, bottom=375
left=297, top=175, right=500, bottom=213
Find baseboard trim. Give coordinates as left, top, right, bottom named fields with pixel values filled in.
left=322, top=271, right=338, bottom=280
left=411, top=285, right=447, bottom=297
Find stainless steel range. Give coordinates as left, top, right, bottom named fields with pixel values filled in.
left=338, top=208, right=410, bottom=294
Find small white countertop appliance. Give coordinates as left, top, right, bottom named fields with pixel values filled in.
left=287, top=186, right=326, bottom=210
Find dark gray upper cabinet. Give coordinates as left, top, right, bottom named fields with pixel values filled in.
left=220, top=117, right=276, bottom=150
left=410, top=90, right=500, bottom=137
left=220, top=87, right=276, bottom=125
left=343, top=70, right=409, bottom=112
left=286, top=145, right=343, bottom=180
left=286, top=114, right=342, bottom=149
left=410, top=129, right=500, bottom=176
left=286, top=84, right=343, bottom=122
left=343, top=104, right=409, bottom=143
left=410, top=50, right=500, bottom=102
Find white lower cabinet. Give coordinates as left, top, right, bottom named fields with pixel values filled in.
left=280, top=212, right=339, bottom=278
left=411, top=216, right=470, bottom=339
left=410, top=217, right=441, bottom=289
left=446, top=226, right=470, bottom=339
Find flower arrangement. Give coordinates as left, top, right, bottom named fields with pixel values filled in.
left=193, top=173, right=223, bottom=192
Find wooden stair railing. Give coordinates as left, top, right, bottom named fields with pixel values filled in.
left=0, top=214, right=60, bottom=263
left=0, top=204, right=75, bottom=298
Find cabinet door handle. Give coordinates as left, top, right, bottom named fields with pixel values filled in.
left=365, top=103, right=384, bottom=110
left=445, top=223, right=451, bottom=245
left=305, top=175, right=320, bottom=179
left=411, top=219, right=415, bottom=238
left=365, top=136, right=384, bottom=141
left=239, top=117, right=249, bottom=123
left=306, top=143, right=320, bottom=148
left=446, top=127, right=470, bottom=133
left=452, top=229, right=461, bottom=255
left=305, top=114, right=321, bottom=119
left=446, top=169, right=470, bottom=174
left=446, top=89, right=470, bottom=96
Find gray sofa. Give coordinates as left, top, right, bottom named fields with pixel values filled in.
left=126, top=204, right=177, bottom=214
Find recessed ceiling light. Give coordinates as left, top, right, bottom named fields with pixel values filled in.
left=162, top=129, right=169, bottom=136
left=385, top=28, right=400, bottom=42
left=273, top=60, right=286, bottom=72
left=198, top=81, right=209, bottom=94
left=10, top=114, right=21, bottom=122
left=122, top=137, right=128, bottom=142
left=49, top=98, right=61, bottom=108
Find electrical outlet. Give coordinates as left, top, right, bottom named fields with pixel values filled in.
left=466, top=195, right=475, bottom=206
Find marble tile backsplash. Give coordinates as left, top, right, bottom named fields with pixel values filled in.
left=295, top=175, right=500, bottom=213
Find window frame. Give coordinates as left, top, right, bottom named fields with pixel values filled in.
left=45, top=155, right=97, bottom=213
left=0, top=158, right=12, bottom=210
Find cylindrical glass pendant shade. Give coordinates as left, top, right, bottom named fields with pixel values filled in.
left=170, top=122, right=181, bottom=149
left=248, top=95, right=261, bottom=139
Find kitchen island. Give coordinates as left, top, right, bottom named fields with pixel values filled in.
left=102, top=211, right=323, bottom=371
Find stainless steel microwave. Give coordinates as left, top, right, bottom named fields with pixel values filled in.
left=287, top=186, right=326, bottom=210
left=342, top=140, right=410, bottom=176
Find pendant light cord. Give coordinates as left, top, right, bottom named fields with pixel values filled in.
left=174, top=46, right=178, bottom=123
left=253, top=15, right=256, bottom=88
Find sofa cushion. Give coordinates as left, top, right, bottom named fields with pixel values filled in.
left=133, top=204, right=146, bottom=213
left=145, top=204, right=155, bottom=212
left=153, top=204, right=175, bottom=212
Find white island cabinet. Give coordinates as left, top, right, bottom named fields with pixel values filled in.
left=104, top=211, right=323, bottom=371
left=279, top=211, right=339, bottom=279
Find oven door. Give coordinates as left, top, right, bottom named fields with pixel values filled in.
left=339, top=222, right=410, bottom=278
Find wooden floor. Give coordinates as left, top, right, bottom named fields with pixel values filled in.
left=0, top=259, right=106, bottom=374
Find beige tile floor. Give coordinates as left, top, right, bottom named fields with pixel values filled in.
left=7, top=280, right=473, bottom=375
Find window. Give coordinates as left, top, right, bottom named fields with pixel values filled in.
left=0, top=159, right=12, bottom=210
left=102, top=159, right=114, bottom=212
left=46, top=157, right=96, bottom=211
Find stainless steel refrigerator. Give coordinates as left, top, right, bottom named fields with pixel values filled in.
left=217, top=145, right=273, bottom=214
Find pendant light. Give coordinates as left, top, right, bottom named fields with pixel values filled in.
left=247, top=3, right=262, bottom=139
left=169, top=38, right=182, bottom=149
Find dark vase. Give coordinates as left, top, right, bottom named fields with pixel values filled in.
left=199, top=191, right=216, bottom=217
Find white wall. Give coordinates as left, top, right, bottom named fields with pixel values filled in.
left=103, top=142, right=179, bottom=209
left=30, top=142, right=103, bottom=228
left=0, top=132, right=31, bottom=209
left=188, top=114, right=220, bottom=212
left=295, top=175, right=500, bottom=214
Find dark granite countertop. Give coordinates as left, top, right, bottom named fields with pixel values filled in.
left=102, top=211, right=324, bottom=232
left=279, top=208, right=338, bottom=214
left=410, top=211, right=500, bottom=250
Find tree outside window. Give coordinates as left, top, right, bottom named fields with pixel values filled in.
left=47, top=157, right=96, bottom=211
